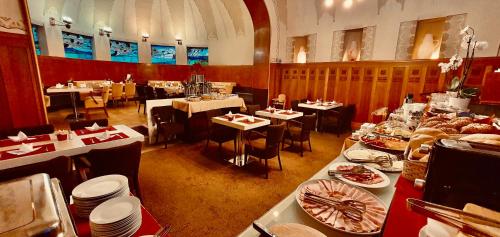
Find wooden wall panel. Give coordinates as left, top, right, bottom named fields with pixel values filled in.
left=270, top=57, right=500, bottom=123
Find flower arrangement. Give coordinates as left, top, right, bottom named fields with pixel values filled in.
left=438, top=25, right=488, bottom=98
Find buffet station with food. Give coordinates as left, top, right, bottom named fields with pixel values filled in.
left=239, top=92, right=500, bottom=237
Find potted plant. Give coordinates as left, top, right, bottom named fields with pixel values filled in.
left=438, top=25, right=488, bottom=110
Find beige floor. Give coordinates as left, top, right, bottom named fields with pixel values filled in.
left=47, top=103, right=348, bottom=237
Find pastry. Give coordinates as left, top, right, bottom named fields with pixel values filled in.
left=437, top=127, right=459, bottom=134
left=419, top=154, right=429, bottom=162
left=460, top=134, right=500, bottom=146
left=410, top=148, right=426, bottom=160
left=413, top=128, right=448, bottom=137
left=449, top=117, right=473, bottom=128
left=460, top=123, right=496, bottom=134
left=421, top=120, right=442, bottom=128
left=457, top=203, right=500, bottom=237
left=409, top=134, right=434, bottom=150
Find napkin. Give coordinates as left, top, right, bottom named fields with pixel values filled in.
left=96, top=131, right=111, bottom=141
left=267, top=106, right=272, bottom=110
left=8, top=131, right=29, bottom=142
left=55, top=83, right=64, bottom=89
left=7, top=143, right=39, bottom=155
left=85, top=123, right=101, bottom=131
left=248, top=116, right=255, bottom=122
left=226, top=111, right=233, bottom=116
left=288, top=109, right=293, bottom=113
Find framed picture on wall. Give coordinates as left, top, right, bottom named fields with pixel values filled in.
left=62, top=31, right=94, bottom=60
left=110, top=40, right=139, bottom=63
left=187, top=47, right=208, bottom=65
left=151, top=45, right=176, bottom=64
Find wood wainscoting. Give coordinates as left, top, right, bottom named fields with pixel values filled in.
left=269, top=57, right=500, bottom=123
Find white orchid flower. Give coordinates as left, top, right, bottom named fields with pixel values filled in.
left=475, top=41, right=489, bottom=50
left=438, top=62, right=451, bottom=73
left=460, top=25, right=471, bottom=35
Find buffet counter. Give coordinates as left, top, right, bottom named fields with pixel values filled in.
left=172, top=96, right=246, bottom=118
left=238, top=142, right=401, bottom=237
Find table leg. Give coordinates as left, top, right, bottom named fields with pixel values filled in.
left=70, top=92, right=79, bottom=120
left=229, top=130, right=248, bottom=167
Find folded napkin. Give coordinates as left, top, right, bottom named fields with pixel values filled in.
left=55, top=83, right=64, bottom=89
left=248, top=116, right=255, bottom=122
left=267, top=106, right=272, bottom=110
left=85, top=123, right=101, bottom=131
left=288, top=109, right=293, bottom=113
left=96, top=131, right=111, bottom=141
left=7, top=143, right=39, bottom=155
left=226, top=111, right=233, bottom=116
left=8, top=131, right=29, bottom=142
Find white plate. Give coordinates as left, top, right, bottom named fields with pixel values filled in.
left=328, top=162, right=391, bottom=189
left=90, top=196, right=141, bottom=225
left=343, top=148, right=396, bottom=162
left=295, top=179, right=387, bottom=235
left=72, top=175, right=128, bottom=199
left=365, top=160, right=403, bottom=172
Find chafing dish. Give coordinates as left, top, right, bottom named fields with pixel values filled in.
left=0, top=173, right=77, bottom=237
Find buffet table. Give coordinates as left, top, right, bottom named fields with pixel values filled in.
left=0, top=125, right=144, bottom=170
left=237, top=142, right=400, bottom=236
left=173, top=96, right=246, bottom=118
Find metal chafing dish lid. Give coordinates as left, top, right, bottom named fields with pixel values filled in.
left=0, top=174, right=61, bottom=237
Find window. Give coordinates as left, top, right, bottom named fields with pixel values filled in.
left=110, top=40, right=139, bottom=63
left=151, top=45, right=176, bottom=64
left=62, top=31, right=93, bottom=60
left=32, top=25, right=41, bottom=55
left=187, top=47, right=208, bottom=65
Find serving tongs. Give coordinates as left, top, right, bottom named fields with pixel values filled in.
left=328, top=165, right=373, bottom=176
left=303, top=192, right=366, bottom=222
left=407, top=198, right=500, bottom=237
left=350, top=155, right=394, bottom=168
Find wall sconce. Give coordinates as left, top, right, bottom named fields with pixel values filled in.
left=142, top=33, right=150, bottom=42
left=49, top=16, right=72, bottom=29
left=324, top=0, right=334, bottom=7
left=175, top=36, right=183, bottom=45
left=99, top=26, right=113, bottom=37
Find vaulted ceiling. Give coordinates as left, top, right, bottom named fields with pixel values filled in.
left=28, top=0, right=253, bottom=43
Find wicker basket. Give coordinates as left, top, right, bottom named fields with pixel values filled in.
left=402, top=159, right=428, bottom=181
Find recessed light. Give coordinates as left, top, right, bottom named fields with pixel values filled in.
left=343, top=0, right=353, bottom=9
left=324, top=0, right=334, bottom=7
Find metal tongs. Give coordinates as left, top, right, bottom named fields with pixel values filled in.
left=407, top=198, right=500, bottom=237
left=350, top=155, right=394, bottom=168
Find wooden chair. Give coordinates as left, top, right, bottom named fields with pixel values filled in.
left=0, top=156, right=74, bottom=201
left=272, top=94, right=286, bottom=109
left=81, top=141, right=143, bottom=201
left=136, top=85, right=147, bottom=114
left=151, top=106, right=184, bottom=148
left=154, top=87, right=168, bottom=99
left=244, top=123, right=286, bottom=179
left=282, top=113, right=316, bottom=157
left=69, top=119, right=109, bottom=130
left=111, top=83, right=124, bottom=106
left=321, top=104, right=356, bottom=136
left=123, top=83, right=136, bottom=103
left=205, top=109, right=238, bottom=157
left=244, top=104, right=261, bottom=116
left=0, top=124, right=55, bottom=139
left=84, top=86, right=110, bottom=119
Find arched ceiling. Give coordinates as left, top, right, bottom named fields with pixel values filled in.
left=28, top=0, right=253, bottom=43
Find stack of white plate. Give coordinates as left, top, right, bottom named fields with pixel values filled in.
left=90, top=196, right=142, bottom=237
left=72, top=175, right=130, bottom=218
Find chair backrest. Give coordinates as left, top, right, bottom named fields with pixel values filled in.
left=111, top=83, right=124, bottom=99
left=205, top=109, right=223, bottom=127
left=124, top=83, right=136, bottom=98
left=145, top=86, right=156, bottom=100
left=102, top=86, right=110, bottom=103
left=291, top=100, right=300, bottom=111
left=245, top=104, right=261, bottom=116
left=301, top=113, right=317, bottom=138
left=154, top=87, right=167, bottom=99
left=0, top=124, right=55, bottom=139
left=0, top=156, right=73, bottom=200
left=278, top=94, right=286, bottom=102
left=151, top=106, right=176, bottom=124
left=86, top=141, right=142, bottom=190
left=136, top=85, right=146, bottom=97
left=69, top=119, right=109, bottom=130
left=266, top=122, right=286, bottom=149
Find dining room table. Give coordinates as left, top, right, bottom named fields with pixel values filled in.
left=211, top=113, right=271, bottom=166
left=298, top=101, right=343, bottom=131
left=255, top=108, right=303, bottom=123
left=46, top=86, right=94, bottom=121
left=0, top=124, right=144, bottom=170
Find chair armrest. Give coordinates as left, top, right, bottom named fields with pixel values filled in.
left=287, top=119, right=303, bottom=127
left=249, top=130, right=267, bottom=139
left=78, top=157, right=92, bottom=168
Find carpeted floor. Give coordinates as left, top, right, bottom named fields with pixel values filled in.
left=47, top=104, right=348, bottom=236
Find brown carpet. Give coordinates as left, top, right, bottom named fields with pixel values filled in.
left=139, top=132, right=348, bottom=237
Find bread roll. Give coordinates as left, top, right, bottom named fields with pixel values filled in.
left=460, top=134, right=500, bottom=146
left=419, top=154, right=429, bottom=162
left=461, top=123, right=495, bottom=134
left=413, top=128, right=447, bottom=137
left=411, top=148, right=426, bottom=160
left=458, top=203, right=500, bottom=237
left=409, top=134, right=435, bottom=150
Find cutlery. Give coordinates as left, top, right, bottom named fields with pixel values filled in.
left=407, top=198, right=500, bottom=237
left=303, top=193, right=364, bottom=222
left=328, top=165, right=373, bottom=176
left=350, top=155, right=393, bottom=168
left=252, top=222, right=276, bottom=237
left=154, top=224, right=172, bottom=237
left=304, top=192, right=367, bottom=212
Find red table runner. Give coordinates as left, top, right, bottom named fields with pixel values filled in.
left=383, top=176, right=427, bottom=237
left=81, top=132, right=129, bottom=145
left=279, top=111, right=299, bottom=115
left=70, top=205, right=164, bottom=237
left=0, top=143, right=56, bottom=161
left=237, top=118, right=265, bottom=124
left=222, top=114, right=245, bottom=120
left=75, top=126, right=117, bottom=136
left=0, top=134, right=51, bottom=148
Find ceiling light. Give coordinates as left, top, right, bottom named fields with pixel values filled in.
left=343, top=0, right=353, bottom=8
left=324, top=0, right=334, bottom=7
